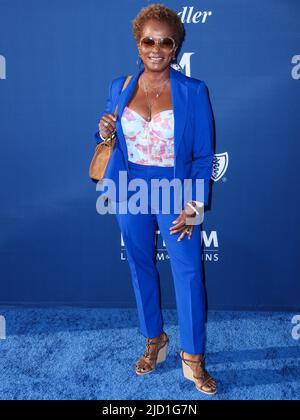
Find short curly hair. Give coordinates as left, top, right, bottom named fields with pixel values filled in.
left=132, top=3, right=185, bottom=48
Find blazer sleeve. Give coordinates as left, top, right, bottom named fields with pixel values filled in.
left=191, top=81, right=214, bottom=206
left=94, top=79, right=114, bottom=144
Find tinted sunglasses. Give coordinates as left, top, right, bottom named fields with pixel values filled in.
left=140, top=36, right=176, bottom=51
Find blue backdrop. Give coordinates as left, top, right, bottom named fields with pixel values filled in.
left=0, top=0, right=299, bottom=310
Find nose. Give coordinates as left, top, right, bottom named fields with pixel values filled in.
left=152, top=43, right=161, bottom=52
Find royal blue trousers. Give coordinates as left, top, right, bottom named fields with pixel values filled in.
left=114, top=161, right=206, bottom=355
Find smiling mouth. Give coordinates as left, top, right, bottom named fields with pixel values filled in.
left=149, top=56, right=164, bottom=62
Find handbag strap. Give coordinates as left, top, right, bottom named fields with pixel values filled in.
left=113, top=75, right=133, bottom=118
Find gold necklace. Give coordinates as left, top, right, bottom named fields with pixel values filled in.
left=141, top=76, right=169, bottom=121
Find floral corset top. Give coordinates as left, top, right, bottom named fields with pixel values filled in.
left=120, top=106, right=175, bottom=167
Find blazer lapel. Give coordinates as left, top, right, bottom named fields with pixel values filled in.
left=115, top=65, right=188, bottom=167
left=169, top=66, right=188, bottom=157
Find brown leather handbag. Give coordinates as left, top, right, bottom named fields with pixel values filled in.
left=89, top=75, right=133, bottom=181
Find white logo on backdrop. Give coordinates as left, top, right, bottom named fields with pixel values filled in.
left=202, top=230, right=219, bottom=262
left=291, top=55, right=300, bottom=80
left=291, top=315, right=300, bottom=341
left=172, top=52, right=195, bottom=77
left=212, top=152, right=229, bottom=182
left=0, top=55, right=6, bottom=80
left=178, top=6, right=213, bottom=24
left=121, top=230, right=219, bottom=263
left=0, top=316, right=6, bottom=340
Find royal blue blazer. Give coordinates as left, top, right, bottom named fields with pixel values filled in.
left=95, top=65, right=214, bottom=206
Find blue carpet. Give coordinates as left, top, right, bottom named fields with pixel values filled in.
left=0, top=308, right=299, bottom=400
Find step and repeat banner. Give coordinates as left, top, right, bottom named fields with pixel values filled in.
left=0, top=0, right=299, bottom=310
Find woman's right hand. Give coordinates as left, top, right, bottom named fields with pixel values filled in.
left=98, top=113, right=117, bottom=139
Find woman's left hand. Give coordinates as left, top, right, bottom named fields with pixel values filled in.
left=169, top=205, right=196, bottom=241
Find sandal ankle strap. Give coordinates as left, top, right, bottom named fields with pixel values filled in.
left=147, top=333, right=169, bottom=346
left=180, top=351, right=205, bottom=365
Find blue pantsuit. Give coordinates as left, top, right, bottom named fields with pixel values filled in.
left=115, top=161, right=206, bottom=355
left=96, top=64, right=214, bottom=355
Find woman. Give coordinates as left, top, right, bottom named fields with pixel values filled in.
left=96, top=4, right=216, bottom=396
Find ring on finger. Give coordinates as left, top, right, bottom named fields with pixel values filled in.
left=104, top=121, right=110, bottom=128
